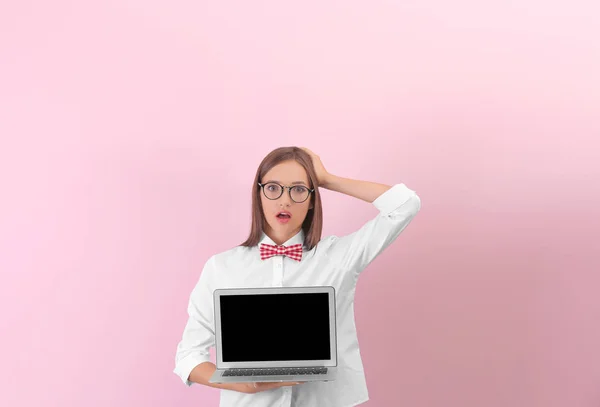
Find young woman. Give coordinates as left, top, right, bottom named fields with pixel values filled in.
left=174, top=146, right=421, bottom=407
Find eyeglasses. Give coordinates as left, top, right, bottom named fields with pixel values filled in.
left=258, top=182, right=314, bottom=203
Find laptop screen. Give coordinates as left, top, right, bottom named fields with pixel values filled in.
left=219, top=292, right=331, bottom=362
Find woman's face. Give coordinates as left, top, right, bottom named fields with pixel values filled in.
left=260, top=160, right=313, bottom=240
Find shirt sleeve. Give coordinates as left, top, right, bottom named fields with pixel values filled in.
left=173, top=255, right=216, bottom=386
left=327, top=183, right=421, bottom=276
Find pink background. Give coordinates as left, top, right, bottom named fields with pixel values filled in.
left=1, top=1, right=599, bottom=406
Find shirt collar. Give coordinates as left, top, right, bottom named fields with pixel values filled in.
left=259, top=228, right=305, bottom=250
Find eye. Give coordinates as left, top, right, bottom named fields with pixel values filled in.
left=293, top=186, right=306, bottom=193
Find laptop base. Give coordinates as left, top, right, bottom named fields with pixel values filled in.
left=209, top=368, right=337, bottom=383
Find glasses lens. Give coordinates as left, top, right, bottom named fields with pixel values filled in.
left=291, top=186, right=309, bottom=202
left=263, top=183, right=283, bottom=199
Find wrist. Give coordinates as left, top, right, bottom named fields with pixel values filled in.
left=320, top=173, right=336, bottom=189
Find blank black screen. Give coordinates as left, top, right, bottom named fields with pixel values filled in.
left=219, top=292, right=331, bottom=362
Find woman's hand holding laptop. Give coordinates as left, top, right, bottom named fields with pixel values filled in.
left=235, top=381, right=304, bottom=393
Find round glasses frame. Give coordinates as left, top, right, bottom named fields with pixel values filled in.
left=257, top=182, right=315, bottom=203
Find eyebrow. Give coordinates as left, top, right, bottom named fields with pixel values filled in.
left=264, top=180, right=308, bottom=186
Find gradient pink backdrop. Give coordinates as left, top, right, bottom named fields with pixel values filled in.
left=1, top=1, right=599, bottom=406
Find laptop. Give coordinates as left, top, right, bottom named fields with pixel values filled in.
left=209, top=286, right=338, bottom=383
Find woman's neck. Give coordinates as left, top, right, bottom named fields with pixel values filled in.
left=264, top=226, right=301, bottom=246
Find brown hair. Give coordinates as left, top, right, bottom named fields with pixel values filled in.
left=238, top=146, right=323, bottom=251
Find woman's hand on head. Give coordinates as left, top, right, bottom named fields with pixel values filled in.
left=299, top=147, right=331, bottom=187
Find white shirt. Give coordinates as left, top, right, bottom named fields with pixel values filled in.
left=174, top=183, right=421, bottom=407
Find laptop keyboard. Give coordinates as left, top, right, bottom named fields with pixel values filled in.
left=223, top=367, right=328, bottom=376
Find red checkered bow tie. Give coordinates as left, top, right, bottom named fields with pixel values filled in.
left=259, top=243, right=303, bottom=261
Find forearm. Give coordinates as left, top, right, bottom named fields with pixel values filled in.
left=321, top=174, right=392, bottom=203
left=188, top=361, right=245, bottom=392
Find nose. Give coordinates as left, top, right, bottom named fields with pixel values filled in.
left=279, top=188, right=293, bottom=206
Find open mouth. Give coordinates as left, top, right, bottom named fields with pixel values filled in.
left=276, top=211, right=292, bottom=222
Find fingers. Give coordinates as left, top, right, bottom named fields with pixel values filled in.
left=281, top=381, right=302, bottom=386
left=253, top=381, right=303, bottom=392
